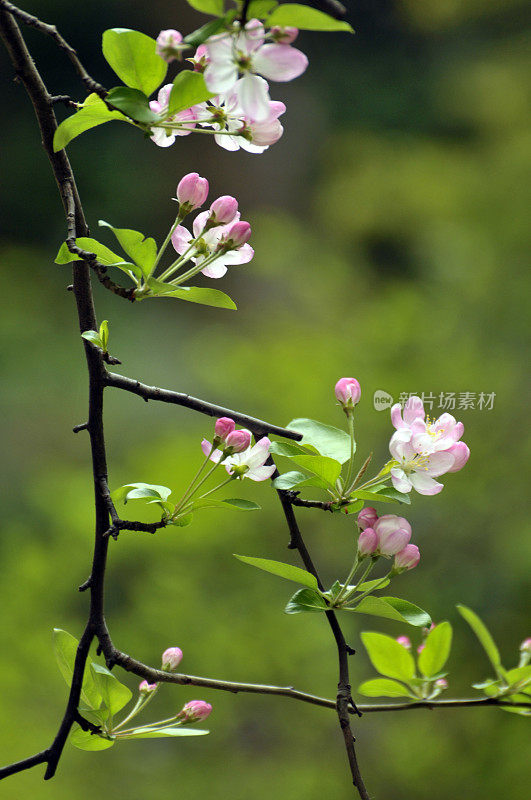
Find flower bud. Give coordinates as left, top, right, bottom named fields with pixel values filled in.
left=214, top=417, right=236, bottom=444
left=396, top=636, right=411, bottom=650
left=335, top=378, right=361, bottom=409
left=139, top=680, right=158, bottom=694
left=446, top=441, right=470, bottom=473
left=178, top=700, right=212, bottom=722
left=189, top=44, right=209, bottom=72
left=394, top=544, right=420, bottom=573
left=270, top=25, right=299, bottom=44
left=156, top=29, right=183, bottom=62
left=209, top=195, right=239, bottom=226
left=520, top=638, right=531, bottom=653
left=417, top=643, right=425, bottom=654
left=374, top=515, right=412, bottom=556
left=435, top=678, right=448, bottom=690
left=176, top=173, right=209, bottom=212
left=162, top=646, right=183, bottom=671
left=358, top=527, right=379, bottom=557
left=225, top=429, right=251, bottom=454
left=357, top=507, right=378, bottom=531
left=222, top=221, right=252, bottom=250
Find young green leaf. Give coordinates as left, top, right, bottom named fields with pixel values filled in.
left=286, top=418, right=351, bottom=462
left=99, top=320, right=109, bottom=351
left=102, top=29, right=167, bottom=96
left=361, top=631, right=416, bottom=682
left=418, top=621, right=453, bottom=678
left=354, top=577, right=391, bottom=593
left=105, top=87, right=161, bottom=124
left=81, top=330, right=103, bottom=349
left=183, top=17, right=227, bottom=48
left=53, top=629, right=102, bottom=711
left=285, top=588, right=329, bottom=614
left=145, top=285, right=237, bottom=310
left=114, top=483, right=172, bottom=504
left=272, top=471, right=330, bottom=491
left=98, top=221, right=157, bottom=274
left=370, top=486, right=411, bottom=505
left=234, top=555, right=319, bottom=590
left=91, top=663, right=132, bottom=720
left=186, top=0, right=224, bottom=15
left=457, top=605, right=504, bottom=676
left=358, top=678, right=414, bottom=698
left=70, top=726, right=114, bottom=751
left=351, top=596, right=431, bottom=627
left=55, top=238, right=142, bottom=282
left=221, top=499, right=261, bottom=511
left=247, top=0, right=279, bottom=18
left=267, top=3, right=354, bottom=32
left=269, top=441, right=317, bottom=458
left=123, top=726, right=209, bottom=738
left=168, top=71, right=215, bottom=116
left=288, top=454, right=341, bottom=487
left=53, top=94, right=131, bottom=152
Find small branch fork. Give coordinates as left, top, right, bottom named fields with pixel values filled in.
left=1, top=2, right=528, bottom=795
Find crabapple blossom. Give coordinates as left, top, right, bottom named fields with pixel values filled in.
left=225, top=437, right=276, bottom=482
left=156, top=29, right=183, bottom=62
left=189, top=44, right=209, bottom=72
left=358, top=527, right=379, bottom=556
left=446, top=441, right=470, bottom=472
left=149, top=84, right=198, bottom=147
left=435, top=678, right=448, bottom=690
left=171, top=210, right=254, bottom=279
left=389, top=435, right=456, bottom=495
left=204, top=19, right=308, bottom=122
left=213, top=417, right=236, bottom=445
left=391, top=396, right=468, bottom=461
left=208, top=195, right=239, bottom=226
left=394, top=544, right=421, bottom=573
left=335, top=377, right=361, bottom=410
left=220, top=221, right=252, bottom=250
left=176, top=172, right=209, bottom=212
left=521, top=638, right=531, bottom=653
left=417, top=644, right=425, bottom=654
left=396, top=636, right=411, bottom=649
left=178, top=700, right=212, bottom=722
left=162, top=646, right=183, bottom=671
left=139, top=680, right=158, bottom=694
left=357, top=507, right=378, bottom=531
left=270, top=26, right=299, bottom=44
left=373, top=515, right=412, bottom=556
left=202, top=428, right=252, bottom=461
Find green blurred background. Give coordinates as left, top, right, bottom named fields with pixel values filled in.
left=1, top=0, right=530, bottom=797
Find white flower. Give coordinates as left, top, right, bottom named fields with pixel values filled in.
left=225, top=437, right=276, bottom=481
left=389, top=435, right=455, bottom=496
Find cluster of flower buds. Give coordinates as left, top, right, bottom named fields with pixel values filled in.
left=389, top=396, right=470, bottom=496
left=137, top=648, right=212, bottom=723
left=202, top=417, right=276, bottom=482
left=357, top=508, right=420, bottom=572
left=169, top=173, right=253, bottom=281
left=151, top=19, right=309, bottom=153
left=335, top=377, right=361, bottom=415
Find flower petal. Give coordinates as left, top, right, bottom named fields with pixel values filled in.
left=390, top=467, right=412, bottom=494
left=409, top=472, right=444, bottom=495
left=236, top=74, right=271, bottom=122
left=253, top=44, right=308, bottom=82
left=246, top=464, right=276, bottom=481
left=171, top=225, right=193, bottom=254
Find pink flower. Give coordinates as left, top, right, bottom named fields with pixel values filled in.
left=179, top=700, right=212, bottom=722
left=139, top=680, right=158, bottom=694
left=225, top=429, right=252, bottom=453
left=156, top=29, right=183, bottom=62
left=358, top=527, right=379, bottom=556
left=446, top=441, right=470, bottom=473
left=171, top=210, right=254, bottom=279
left=162, top=647, right=183, bottom=671
left=225, top=436, right=276, bottom=481
left=417, top=643, right=425, bottom=654
left=205, top=19, right=308, bottom=122
left=270, top=26, right=299, bottom=44
left=435, top=678, right=448, bottom=690
left=357, top=507, right=378, bottom=531
left=214, top=417, right=236, bottom=443
left=391, top=397, right=467, bottom=459
left=149, top=84, right=199, bottom=146
left=335, top=377, right=361, bottom=408
left=189, top=44, right=209, bottom=72
left=373, top=514, right=412, bottom=556
left=394, top=544, right=421, bottom=573
left=202, top=428, right=252, bottom=461
left=220, top=220, right=252, bottom=250
left=389, top=435, right=456, bottom=495
left=209, top=196, right=239, bottom=226
left=396, top=636, right=411, bottom=650
left=176, top=173, right=209, bottom=211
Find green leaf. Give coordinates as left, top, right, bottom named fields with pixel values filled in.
left=168, top=71, right=215, bottom=116
left=145, top=284, right=237, bottom=310
left=272, top=470, right=329, bottom=490
left=102, top=29, right=167, bottom=96
left=285, top=588, right=329, bottom=614
left=221, top=498, right=261, bottom=511
left=98, top=221, right=157, bottom=274
left=457, top=605, right=504, bottom=676
left=286, top=418, right=351, bottom=462
left=91, top=663, right=132, bottom=720
left=114, top=483, right=172, bottom=504
left=354, top=578, right=391, bottom=593
left=418, top=621, right=453, bottom=678
left=350, top=596, right=431, bottom=627
left=171, top=512, right=194, bottom=527
left=288, top=454, right=341, bottom=487
left=186, top=0, right=224, bottom=15
left=371, top=486, right=411, bottom=505
left=350, top=490, right=396, bottom=504
left=81, top=330, right=103, bottom=349
left=105, top=87, right=161, bottom=124
left=124, top=726, right=209, bottom=738
left=53, top=94, right=130, bottom=151
left=269, top=441, right=317, bottom=458
left=358, top=678, right=413, bottom=698
left=267, top=4, right=354, bottom=32
left=504, top=666, right=531, bottom=693
left=53, top=629, right=102, bottom=711
left=234, top=555, right=318, bottom=590
left=99, top=320, right=109, bottom=351
left=55, top=237, right=142, bottom=281
left=247, top=0, right=278, bottom=18
left=70, top=725, right=114, bottom=751
left=183, top=17, right=227, bottom=48
left=361, top=632, right=416, bottom=682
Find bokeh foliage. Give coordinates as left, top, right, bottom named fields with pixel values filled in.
left=0, top=1, right=529, bottom=797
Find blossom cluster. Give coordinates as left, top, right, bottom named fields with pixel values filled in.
left=202, top=417, right=276, bottom=482
left=357, top=509, right=420, bottom=573
left=152, top=20, right=308, bottom=153
left=138, top=646, right=212, bottom=722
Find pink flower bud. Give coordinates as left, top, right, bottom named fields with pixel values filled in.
left=176, top=173, right=209, bottom=211
left=435, top=678, right=448, bottom=690
left=162, top=646, right=183, bottom=671
left=179, top=700, right=212, bottom=722
left=222, top=221, right=252, bottom=249
left=335, top=378, right=361, bottom=408
left=139, top=680, right=158, bottom=694
left=446, top=441, right=470, bottom=473
left=374, top=515, right=412, bottom=556
left=225, top=429, right=252, bottom=454
left=520, top=638, right=531, bottom=653
left=357, top=507, right=378, bottom=531
left=189, top=44, right=209, bottom=72
left=394, top=544, right=421, bottom=572
left=396, top=636, right=411, bottom=650
left=417, top=643, right=425, bottom=654
left=270, top=25, right=299, bottom=44
left=209, top=195, right=239, bottom=225
left=358, top=527, right=379, bottom=556
left=156, top=29, right=183, bottom=62
left=214, top=417, right=236, bottom=443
